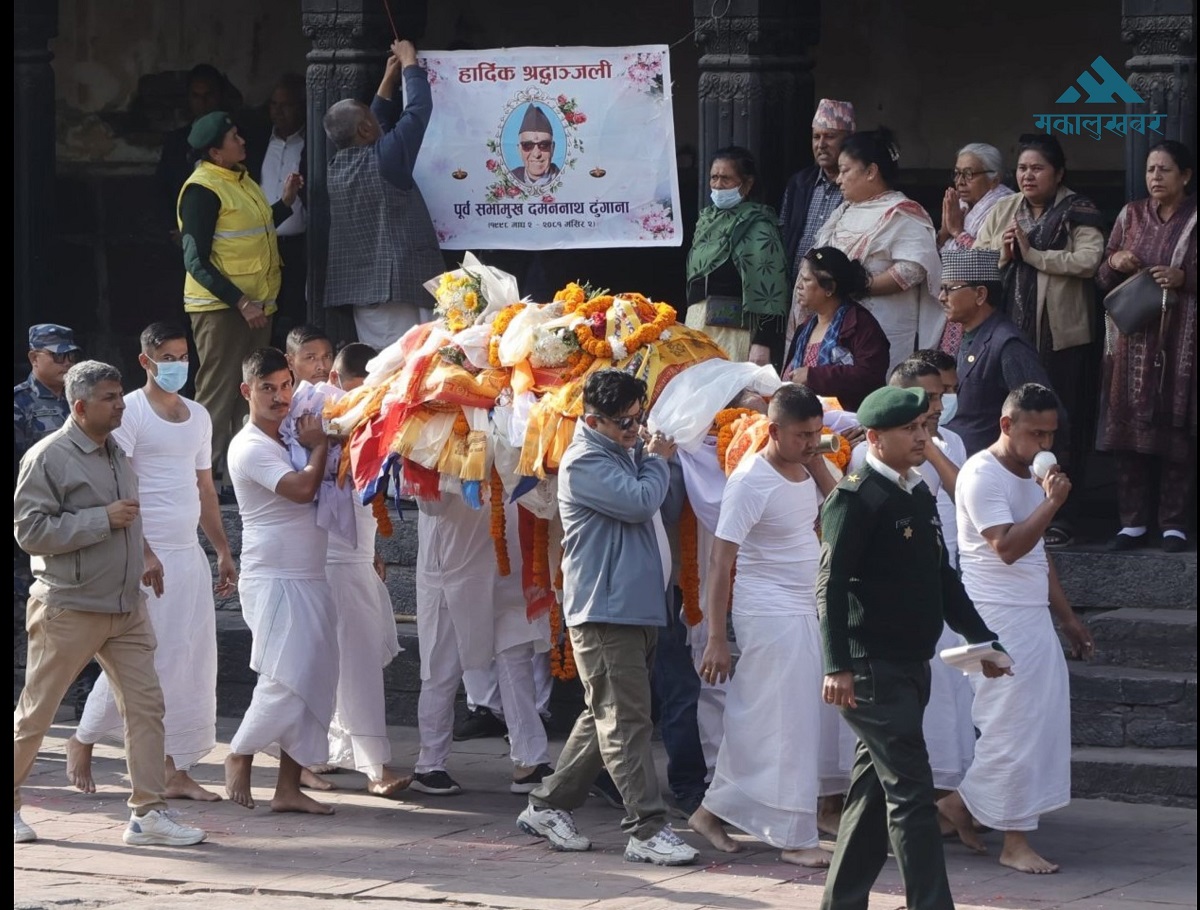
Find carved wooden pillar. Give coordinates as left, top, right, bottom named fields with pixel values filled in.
left=14, top=0, right=58, bottom=361
left=300, top=0, right=427, bottom=342
left=693, top=0, right=820, bottom=210
left=1121, top=0, right=1196, bottom=201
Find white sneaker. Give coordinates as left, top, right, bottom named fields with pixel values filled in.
left=14, top=812, right=36, bottom=844
left=122, top=809, right=207, bottom=847
left=625, top=824, right=699, bottom=865
left=516, top=804, right=591, bottom=852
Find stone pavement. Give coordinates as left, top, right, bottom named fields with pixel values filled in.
left=13, top=716, right=1197, bottom=910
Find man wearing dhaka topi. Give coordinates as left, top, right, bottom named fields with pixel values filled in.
left=511, top=103, right=560, bottom=187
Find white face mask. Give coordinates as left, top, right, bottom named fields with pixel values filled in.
left=710, top=186, right=744, bottom=209
left=940, top=392, right=958, bottom=425
left=150, top=359, right=188, bottom=394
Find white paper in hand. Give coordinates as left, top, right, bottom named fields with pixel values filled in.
left=939, top=641, right=1014, bottom=675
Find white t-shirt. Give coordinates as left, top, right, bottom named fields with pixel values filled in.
left=956, top=450, right=1049, bottom=607
left=715, top=452, right=820, bottom=617
left=228, top=423, right=328, bottom=580
left=111, top=390, right=210, bottom=549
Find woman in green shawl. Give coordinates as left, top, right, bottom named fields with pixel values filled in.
left=685, top=146, right=789, bottom=367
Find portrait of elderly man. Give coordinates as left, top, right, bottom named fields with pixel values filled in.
left=511, top=103, right=561, bottom=187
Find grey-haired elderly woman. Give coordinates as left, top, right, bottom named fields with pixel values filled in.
left=937, top=143, right=1014, bottom=353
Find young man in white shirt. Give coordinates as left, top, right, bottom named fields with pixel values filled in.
left=939, top=383, right=1094, bottom=874
left=224, top=347, right=338, bottom=814
left=68, top=323, right=237, bottom=802
left=689, top=383, right=837, bottom=866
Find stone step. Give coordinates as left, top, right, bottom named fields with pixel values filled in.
left=1070, top=664, right=1196, bottom=748
left=1071, top=746, right=1197, bottom=809
left=1054, top=546, right=1196, bottom=611
left=1086, top=608, right=1197, bottom=671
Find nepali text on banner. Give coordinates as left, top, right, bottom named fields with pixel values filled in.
left=413, top=45, right=682, bottom=251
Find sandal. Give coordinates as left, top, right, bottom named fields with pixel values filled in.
left=1043, top=524, right=1073, bottom=548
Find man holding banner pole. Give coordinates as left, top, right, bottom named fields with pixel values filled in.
left=323, top=40, right=445, bottom=349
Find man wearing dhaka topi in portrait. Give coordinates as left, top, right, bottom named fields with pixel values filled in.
left=510, top=103, right=561, bottom=187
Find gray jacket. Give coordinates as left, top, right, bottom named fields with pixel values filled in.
left=558, top=421, right=670, bottom=628
left=14, top=420, right=145, bottom=613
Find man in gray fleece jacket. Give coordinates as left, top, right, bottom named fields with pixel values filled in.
left=517, top=369, right=700, bottom=866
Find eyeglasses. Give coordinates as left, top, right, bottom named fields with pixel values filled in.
left=591, top=410, right=648, bottom=432
left=520, top=140, right=553, bottom=152
left=38, top=350, right=81, bottom=364
left=952, top=169, right=994, bottom=182
left=938, top=283, right=973, bottom=295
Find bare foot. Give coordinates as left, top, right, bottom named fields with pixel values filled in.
left=687, top=805, right=741, bottom=853
left=306, top=763, right=342, bottom=774
left=300, top=767, right=336, bottom=791
left=224, top=753, right=256, bottom=808
left=65, top=736, right=96, bottom=793
left=937, top=792, right=987, bottom=855
left=1000, top=834, right=1059, bottom=874
left=271, top=790, right=335, bottom=815
left=781, top=847, right=833, bottom=867
left=816, top=794, right=842, bottom=837
left=165, top=769, right=222, bottom=801
left=368, top=770, right=413, bottom=799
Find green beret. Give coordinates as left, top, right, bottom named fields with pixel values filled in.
left=857, top=386, right=928, bottom=429
left=187, top=111, right=236, bottom=150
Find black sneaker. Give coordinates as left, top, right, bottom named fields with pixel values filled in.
left=453, top=706, right=507, bottom=741
left=410, top=770, right=463, bottom=796
left=510, top=763, right=555, bottom=794
left=588, top=770, right=623, bottom=809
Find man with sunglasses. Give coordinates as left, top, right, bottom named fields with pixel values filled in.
left=15, top=324, right=82, bottom=471
left=511, top=104, right=560, bottom=187
left=518, top=369, right=700, bottom=866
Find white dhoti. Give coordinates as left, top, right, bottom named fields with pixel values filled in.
left=76, top=543, right=217, bottom=770
left=702, top=613, right=823, bottom=850
left=957, top=603, right=1071, bottom=831
left=231, top=576, right=339, bottom=767
left=687, top=520, right=727, bottom=777
left=325, top=504, right=402, bottom=779
left=925, top=623, right=976, bottom=790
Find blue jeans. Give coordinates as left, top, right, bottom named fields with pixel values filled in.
left=651, top=587, right=708, bottom=810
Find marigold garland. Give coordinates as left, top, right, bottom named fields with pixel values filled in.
left=371, top=494, right=393, bottom=537
left=558, top=350, right=595, bottom=383
left=487, top=302, right=527, bottom=368
left=821, top=428, right=852, bottom=472
left=532, top=516, right=551, bottom=590
left=549, top=599, right=577, bottom=680
left=714, top=407, right=756, bottom=469
left=490, top=467, right=510, bottom=576
left=571, top=296, right=676, bottom=361
left=679, top=499, right=703, bottom=626
left=553, top=282, right=587, bottom=310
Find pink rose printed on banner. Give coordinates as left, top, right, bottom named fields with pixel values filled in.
left=623, top=52, right=664, bottom=97
left=418, top=57, right=445, bottom=87
left=632, top=201, right=676, bottom=242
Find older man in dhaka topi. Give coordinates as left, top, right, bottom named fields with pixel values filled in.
left=511, top=103, right=561, bottom=187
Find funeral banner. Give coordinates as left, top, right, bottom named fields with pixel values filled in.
left=413, top=45, right=682, bottom=250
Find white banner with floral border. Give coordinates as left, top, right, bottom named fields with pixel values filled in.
left=413, top=45, right=682, bottom=250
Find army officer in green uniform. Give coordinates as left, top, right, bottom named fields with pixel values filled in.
left=817, top=385, right=1008, bottom=910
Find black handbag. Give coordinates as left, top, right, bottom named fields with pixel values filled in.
left=1103, top=269, right=1174, bottom=335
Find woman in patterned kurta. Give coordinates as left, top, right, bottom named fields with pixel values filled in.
left=1096, top=140, right=1197, bottom=552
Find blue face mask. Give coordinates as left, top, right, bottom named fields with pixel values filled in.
left=150, top=359, right=189, bottom=394
left=940, top=392, right=958, bottom=425
left=710, top=186, right=744, bottom=209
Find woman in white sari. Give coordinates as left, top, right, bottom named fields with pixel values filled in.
left=815, top=128, right=943, bottom=372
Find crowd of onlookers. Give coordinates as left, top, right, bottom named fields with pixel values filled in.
left=684, top=98, right=1196, bottom=551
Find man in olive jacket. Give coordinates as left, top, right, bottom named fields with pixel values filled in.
left=818, top=385, right=1005, bottom=910
left=517, top=369, right=699, bottom=867
left=13, top=361, right=206, bottom=848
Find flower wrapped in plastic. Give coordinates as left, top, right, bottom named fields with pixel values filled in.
left=423, top=251, right=522, bottom=332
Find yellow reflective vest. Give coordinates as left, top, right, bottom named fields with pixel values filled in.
left=178, top=161, right=281, bottom=312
